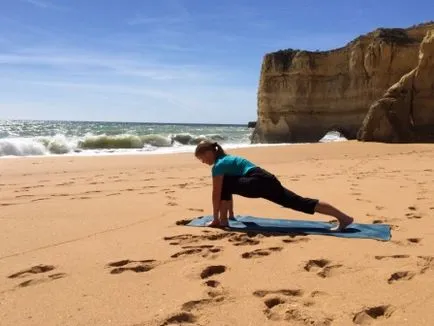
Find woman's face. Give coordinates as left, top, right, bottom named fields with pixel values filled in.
left=196, top=150, right=215, bottom=165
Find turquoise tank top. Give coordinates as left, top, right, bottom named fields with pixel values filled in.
left=211, top=154, right=257, bottom=177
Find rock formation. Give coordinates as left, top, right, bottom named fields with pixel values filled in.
left=358, top=30, right=434, bottom=142
left=252, top=22, right=434, bottom=143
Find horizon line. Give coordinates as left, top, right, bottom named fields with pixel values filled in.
left=1, top=118, right=256, bottom=126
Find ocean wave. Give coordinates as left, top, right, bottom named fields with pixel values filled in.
left=0, top=138, right=48, bottom=156
left=78, top=134, right=173, bottom=149
left=319, top=131, right=348, bottom=143
left=0, top=132, right=231, bottom=156
left=170, top=133, right=225, bottom=145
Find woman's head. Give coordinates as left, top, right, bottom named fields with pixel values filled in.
left=195, top=141, right=225, bottom=165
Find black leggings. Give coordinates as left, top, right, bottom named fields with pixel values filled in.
left=221, top=167, right=319, bottom=215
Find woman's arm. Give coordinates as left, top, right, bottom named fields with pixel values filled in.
left=212, top=175, right=224, bottom=220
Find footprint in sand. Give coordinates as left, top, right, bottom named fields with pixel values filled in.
left=303, top=259, right=343, bottom=278
left=407, top=238, right=422, bottom=244
left=253, top=289, right=303, bottom=298
left=165, top=229, right=265, bottom=247
left=392, top=238, right=422, bottom=246
left=375, top=255, right=433, bottom=283
left=387, top=271, right=416, bottom=284
left=282, top=236, right=310, bottom=244
left=106, top=259, right=157, bottom=274
left=171, top=245, right=222, bottom=259
left=353, top=305, right=394, bottom=325
left=203, top=279, right=220, bottom=288
left=164, top=232, right=228, bottom=245
left=161, top=270, right=229, bottom=325
left=161, top=312, right=197, bottom=325
left=187, top=208, right=204, bottom=213
left=253, top=289, right=333, bottom=324
left=241, top=247, right=283, bottom=259
left=374, top=255, right=410, bottom=260
left=406, top=212, right=422, bottom=219
left=417, top=255, right=434, bottom=274
left=8, top=265, right=67, bottom=288
left=200, top=265, right=226, bottom=279
left=405, top=206, right=423, bottom=219
left=202, top=279, right=226, bottom=298
left=8, top=264, right=56, bottom=279
left=181, top=298, right=215, bottom=312
left=228, top=233, right=261, bottom=246
left=18, top=273, right=67, bottom=288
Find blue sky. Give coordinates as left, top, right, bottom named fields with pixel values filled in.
left=0, top=0, right=432, bottom=124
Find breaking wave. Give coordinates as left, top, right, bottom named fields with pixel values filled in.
left=0, top=132, right=230, bottom=157
left=319, top=130, right=348, bottom=143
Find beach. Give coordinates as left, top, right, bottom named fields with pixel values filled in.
left=1, top=141, right=433, bottom=326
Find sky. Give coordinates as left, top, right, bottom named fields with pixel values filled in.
left=0, top=0, right=433, bottom=124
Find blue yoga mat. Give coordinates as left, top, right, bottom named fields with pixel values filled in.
left=186, top=215, right=391, bottom=241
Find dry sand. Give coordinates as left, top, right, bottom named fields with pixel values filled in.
left=0, top=141, right=433, bottom=326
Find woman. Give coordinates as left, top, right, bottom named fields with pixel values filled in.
left=194, top=140, right=354, bottom=231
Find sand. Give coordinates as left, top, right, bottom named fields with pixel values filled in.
left=0, top=141, right=433, bottom=326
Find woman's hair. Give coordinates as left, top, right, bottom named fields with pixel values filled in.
left=195, top=140, right=226, bottom=158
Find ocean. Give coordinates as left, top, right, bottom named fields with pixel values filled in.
left=0, top=120, right=347, bottom=157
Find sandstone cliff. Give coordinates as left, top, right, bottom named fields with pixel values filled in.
left=357, top=30, right=434, bottom=142
left=252, top=22, right=434, bottom=143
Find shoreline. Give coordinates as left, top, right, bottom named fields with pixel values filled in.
left=0, top=141, right=307, bottom=160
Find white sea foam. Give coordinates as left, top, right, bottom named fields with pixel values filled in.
left=319, top=130, right=348, bottom=143
left=0, top=138, right=48, bottom=156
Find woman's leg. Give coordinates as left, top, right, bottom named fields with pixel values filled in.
left=241, top=169, right=354, bottom=231
left=228, top=199, right=234, bottom=218
left=221, top=169, right=355, bottom=231
left=264, top=188, right=354, bottom=231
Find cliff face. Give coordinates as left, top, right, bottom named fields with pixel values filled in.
left=357, top=30, right=434, bottom=142
left=252, top=23, right=434, bottom=143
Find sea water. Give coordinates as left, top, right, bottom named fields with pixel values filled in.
left=0, top=120, right=347, bottom=157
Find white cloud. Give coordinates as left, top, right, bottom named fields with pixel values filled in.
left=21, top=0, right=68, bottom=10
left=0, top=48, right=228, bottom=82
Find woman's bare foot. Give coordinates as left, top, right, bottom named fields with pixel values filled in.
left=331, top=216, right=354, bottom=232
left=220, top=217, right=229, bottom=227
left=314, top=201, right=354, bottom=231
left=207, top=218, right=229, bottom=227
left=207, top=219, right=221, bottom=227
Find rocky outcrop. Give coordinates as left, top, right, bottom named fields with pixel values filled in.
left=252, top=22, right=434, bottom=143
left=247, top=121, right=257, bottom=128
left=358, top=30, right=434, bottom=142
